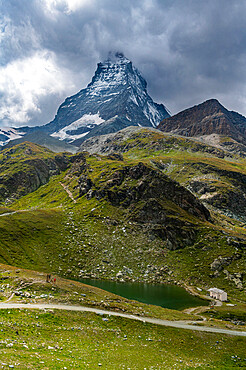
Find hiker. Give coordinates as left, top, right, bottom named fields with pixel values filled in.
left=54, top=278, right=56, bottom=284
left=46, top=274, right=51, bottom=283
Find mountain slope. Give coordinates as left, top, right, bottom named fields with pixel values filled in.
left=0, top=127, right=25, bottom=146
left=1, top=131, right=78, bottom=153
left=158, top=99, right=246, bottom=148
left=0, top=140, right=245, bottom=300
left=79, top=126, right=246, bottom=223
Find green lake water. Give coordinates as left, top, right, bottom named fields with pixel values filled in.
left=79, top=278, right=208, bottom=310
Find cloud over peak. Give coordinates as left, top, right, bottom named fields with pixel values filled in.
left=1, top=0, right=246, bottom=127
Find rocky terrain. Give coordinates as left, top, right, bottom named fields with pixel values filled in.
left=79, top=126, right=246, bottom=223
left=158, top=99, right=246, bottom=155
left=0, top=139, right=245, bottom=301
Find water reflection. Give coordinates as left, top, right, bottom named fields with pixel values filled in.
left=79, top=278, right=207, bottom=310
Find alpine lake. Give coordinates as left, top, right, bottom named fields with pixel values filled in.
left=79, top=278, right=208, bottom=310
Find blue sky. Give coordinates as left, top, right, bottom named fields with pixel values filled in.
left=1, top=0, right=246, bottom=127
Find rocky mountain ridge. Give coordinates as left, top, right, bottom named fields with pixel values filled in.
left=1, top=58, right=246, bottom=156
left=158, top=99, right=246, bottom=146
left=1, top=131, right=78, bottom=153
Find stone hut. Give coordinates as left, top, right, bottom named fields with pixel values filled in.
left=208, top=288, right=227, bottom=301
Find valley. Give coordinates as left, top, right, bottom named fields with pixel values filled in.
left=0, top=53, right=245, bottom=368
left=0, top=129, right=245, bottom=306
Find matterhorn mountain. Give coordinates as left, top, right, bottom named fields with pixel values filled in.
left=0, top=52, right=170, bottom=149
left=2, top=54, right=246, bottom=153
left=43, top=52, right=170, bottom=145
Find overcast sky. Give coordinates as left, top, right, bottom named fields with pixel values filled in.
left=1, top=0, right=246, bottom=128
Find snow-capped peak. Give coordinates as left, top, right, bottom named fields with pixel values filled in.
left=31, top=53, right=170, bottom=145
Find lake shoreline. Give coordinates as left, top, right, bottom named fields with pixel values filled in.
left=78, top=277, right=209, bottom=310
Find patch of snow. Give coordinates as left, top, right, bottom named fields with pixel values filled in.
left=143, top=102, right=161, bottom=127
left=51, top=113, right=104, bottom=142
left=7, top=128, right=25, bottom=140
left=0, top=127, right=25, bottom=146
left=130, top=94, right=138, bottom=105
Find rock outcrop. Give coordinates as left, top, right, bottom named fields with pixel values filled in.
left=158, top=99, right=246, bottom=145
left=0, top=142, right=70, bottom=202
left=76, top=160, right=210, bottom=250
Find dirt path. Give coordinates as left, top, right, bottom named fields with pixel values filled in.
left=0, top=302, right=245, bottom=337
left=0, top=209, right=35, bottom=217
left=59, top=182, right=76, bottom=203
left=0, top=211, right=17, bottom=217
left=183, top=305, right=209, bottom=321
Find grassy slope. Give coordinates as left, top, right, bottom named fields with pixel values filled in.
left=0, top=137, right=245, bottom=368
left=0, top=265, right=245, bottom=369
left=0, top=141, right=72, bottom=204
left=0, top=148, right=244, bottom=302
left=0, top=309, right=245, bottom=369
left=0, top=142, right=56, bottom=178
left=0, top=264, right=194, bottom=321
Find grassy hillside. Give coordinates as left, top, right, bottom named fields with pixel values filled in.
left=0, top=142, right=70, bottom=203
left=0, top=140, right=245, bottom=302
left=80, top=128, right=246, bottom=220
left=0, top=264, right=195, bottom=320
left=0, top=264, right=245, bottom=369
left=1, top=308, right=245, bottom=369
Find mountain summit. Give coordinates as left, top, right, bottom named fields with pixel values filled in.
left=158, top=99, right=246, bottom=145
left=41, top=52, right=170, bottom=144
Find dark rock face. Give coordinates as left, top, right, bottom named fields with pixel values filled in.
left=158, top=99, right=246, bottom=144
left=78, top=175, right=93, bottom=197
left=93, top=162, right=210, bottom=221
left=187, top=162, right=246, bottom=222
left=76, top=161, right=210, bottom=250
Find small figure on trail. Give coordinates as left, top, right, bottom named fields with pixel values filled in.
left=54, top=278, right=56, bottom=284
left=46, top=274, right=51, bottom=283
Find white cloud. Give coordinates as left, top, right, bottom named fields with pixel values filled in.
left=1, top=0, right=246, bottom=127
left=42, top=0, right=94, bottom=15
left=0, top=50, right=76, bottom=125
